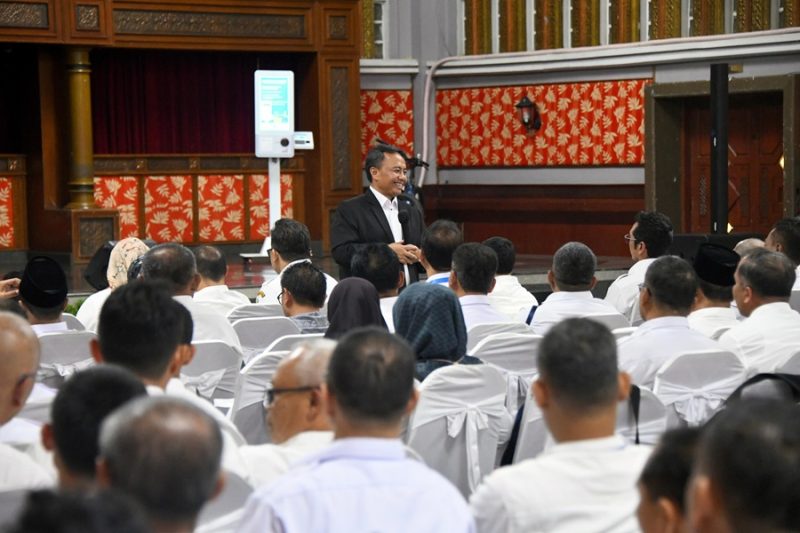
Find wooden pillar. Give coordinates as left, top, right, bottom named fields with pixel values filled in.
left=65, top=47, right=96, bottom=209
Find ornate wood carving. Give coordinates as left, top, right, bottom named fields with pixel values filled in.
left=782, top=0, right=799, bottom=27
left=465, top=0, right=491, bottom=55
left=329, top=15, right=347, bottom=39
left=75, top=4, right=98, bottom=30
left=0, top=2, right=49, bottom=28
left=649, top=0, right=681, bottom=40
left=571, top=0, right=600, bottom=47
left=113, top=10, right=306, bottom=39
left=610, top=0, right=640, bottom=43
left=361, top=0, right=374, bottom=57
left=78, top=216, right=114, bottom=256
left=330, top=66, right=351, bottom=190
left=0, top=155, right=25, bottom=173
left=499, top=0, right=526, bottom=52
left=534, top=0, right=563, bottom=49
left=736, top=0, right=771, bottom=32
left=690, top=1, right=724, bottom=36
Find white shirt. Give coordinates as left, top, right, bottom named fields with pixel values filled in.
left=240, top=431, right=334, bottom=488
left=30, top=321, right=69, bottom=336
left=237, top=438, right=475, bottom=533
left=380, top=296, right=399, bottom=333
left=469, top=435, right=650, bottom=533
left=532, top=291, right=623, bottom=335
left=794, top=265, right=800, bottom=290
left=426, top=272, right=450, bottom=285
left=0, top=441, right=53, bottom=491
left=459, top=295, right=511, bottom=331
left=687, top=306, right=739, bottom=338
left=488, top=275, right=539, bottom=322
left=193, top=284, right=251, bottom=317
left=617, top=316, right=722, bottom=388
left=718, top=302, right=800, bottom=373
left=173, top=295, right=242, bottom=353
left=76, top=287, right=112, bottom=332
left=256, top=259, right=338, bottom=305
left=604, top=258, right=655, bottom=324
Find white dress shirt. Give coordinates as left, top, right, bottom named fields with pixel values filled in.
left=240, top=430, right=334, bottom=488
left=173, top=295, right=242, bottom=353
left=426, top=272, right=450, bottom=285
left=617, top=316, right=722, bottom=388
left=459, top=295, right=511, bottom=331
left=469, top=435, right=651, bottom=533
left=532, top=291, right=623, bottom=335
left=794, top=265, right=800, bottom=290
left=0, top=441, right=52, bottom=491
left=30, top=321, right=69, bottom=337
left=370, top=186, right=411, bottom=285
left=604, top=258, right=655, bottom=324
left=193, top=284, right=251, bottom=317
left=380, top=296, right=399, bottom=333
left=256, top=259, right=338, bottom=305
left=687, top=306, right=739, bottom=338
left=718, top=302, right=800, bottom=373
left=488, top=275, right=539, bottom=321
left=76, top=287, right=112, bottom=332
left=237, top=438, right=475, bottom=533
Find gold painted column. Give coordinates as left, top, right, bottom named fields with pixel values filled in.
left=65, top=47, right=96, bottom=209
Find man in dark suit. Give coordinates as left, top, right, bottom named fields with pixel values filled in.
left=331, top=144, right=424, bottom=283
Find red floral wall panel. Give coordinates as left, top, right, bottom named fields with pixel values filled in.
left=198, top=175, right=246, bottom=242
left=0, top=177, right=14, bottom=249
left=94, top=176, right=140, bottom=239
left=436, top=79, right=650, bottom=167
left=248, top=173, right=294, bottom=240
left=144, top=176, right=194, bottom=242
left=360, top=90, right=415, bottom=160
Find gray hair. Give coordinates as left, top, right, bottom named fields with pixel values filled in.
left=283, top=339, right=337, bottom=386
left=552, top=242, right=596, bottom=290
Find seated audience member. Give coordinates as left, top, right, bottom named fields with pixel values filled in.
left=141, top=243, right=241, bottom=351
left=256, top=218, right=337, bottom=304
left=420, top=219, right=463, bottom=285
left=77, top=237, right=150, bottom=332
left=0, top=274, right=20, bottom=299
left=764, top=216, right=800, bottom=289
left=240, top=340, right=335, bottom=487
left=606, top=211, right=674, bottom=324
left=324, top=278, right=387, bottom=340
left=0, top=313, right=52, bottom=490
left=192, top=245, right=250, bottom=316
left=238, top=327, right=474, bottom=532
left=18, top=256, right=69, bottom=335
left=351, top=243, right=403, bottom=331
left=718, top=249, right=800, bottom=372
left=278, top=262, right=329, bottom=334
left=41, top=366, right=147, bottom=489
left=8, top=489, right=150, bottom=533
left=470, top=318, right=650, bottom=533
left=637, top=427, right=701, bottom=533
left=532, top=241, right=625, bottom=334
left=97, top=396, right=224, bottom=533
left=394, top=282, right=480, bottom=381
left=450, top=242, right=509, bottom=329
left=688, top=400, right=800, bottom=533
left=687, top=243, right=740, bottom=337
left=733, top=237, right=763, bottom=256
left=618, top=256, right=720, bottom=388
left=482, top=236, right=538, bottom=321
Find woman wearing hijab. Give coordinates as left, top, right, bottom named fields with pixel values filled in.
left=324, top=277, right=387, bottom=339
left=393, top=282, right=481, bottom=380
left=76, top=238, right=150, bottom=332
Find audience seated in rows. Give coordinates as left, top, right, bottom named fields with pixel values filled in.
left=18, top=256, right=68, bottom=336
left=278, top=262, right=329, bottom=334
left=421, top=219, right=463, bottom=285
left=141, top=243, right=241, bottom=352
left=351, top=243, right=403, bottom=332
left=606, top=211, right=673, bottom=324
left=323, top=278, right=387, bottom=340
left=469, top=318, right=650, bottom=533
left=192, top=245, right=251, bottom=316
left=618, top=256, right=720, bottom=388
left=77, top=237, right=150, bottom=332
left=718, top=248, right=800, bottom=372
left=764, top=216, right=800, bottom=289
left=255, top=218, right=337, bottom=304
left=687, top=243, right=740, bottom=338
left=532, top=241, right=623, bottom=334
left=240, top=340, right=335, bottom=487
left=238, top=327, right=475, bottom=533
left=483, top=237, right=539, bottom=321
left=450, top=242, right=509, bottom=329
left=97, top=396, right=224, bottom=533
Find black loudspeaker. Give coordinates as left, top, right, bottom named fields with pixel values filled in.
left=83, top=239, right=157, bottom=291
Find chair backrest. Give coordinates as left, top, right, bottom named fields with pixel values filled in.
left=62, top=313, right=85, bottom=331
left=615, top=387, right=668, bottom=445
left=653, top=349, right=748, bottom=426
left=0, top=489, right=29, bottom=529
left=182, top=341, right=243, bottom=403
left=584, top=312, right=630, bottom=331
left=629, top=297, right=644, bottom=326
left=709, top=324, right=734, bottom=341
left=612, top=326, right=637, bottom=340
left=789, top=289, right=800, bottom=313
left=226, top=304, right=284, bottom=322
left=195, top=471, right=253, bottom=533
left=37, top=331, right=97, bottom=388
left=227, top=350, right=290, bottom=445
left=264, top=333, right=325, bottom=354
left=776, top=350, right=800, bottom=374
left=231, top=317, right=300, bottom=363
left=408, top=364, right=512, bottom=497
left=511, top=393, right=550, bottom=464
left=466, top=322, right=531, bottom=352
left=468, top=332, right=542, bottom=414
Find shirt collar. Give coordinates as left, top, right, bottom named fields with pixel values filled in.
left=370, top=186, right=397, bottom=209
left=459, top=294, right=491, bottom=305
left=637, top=315, right=690, bottom=332
left=303, top=437, right=406, bottom=466
left=544, top=290, right=595, bottom=302
left=748, top=301, right=793, bottom=318
left=546, top=435, right=629, bottom=455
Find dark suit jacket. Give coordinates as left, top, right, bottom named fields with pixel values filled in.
left=330, top=190, right=424, bottom=281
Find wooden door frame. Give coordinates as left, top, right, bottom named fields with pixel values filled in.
left=644, top=74, right=800, bottom=231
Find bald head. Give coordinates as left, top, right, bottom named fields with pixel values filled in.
left=0, top=312, right=40, bottom=425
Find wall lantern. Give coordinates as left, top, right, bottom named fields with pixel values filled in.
left=515, top=95, right=541, bottom=135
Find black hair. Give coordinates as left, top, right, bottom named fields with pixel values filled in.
left=737, top=248, right=795, bottom=299
left=363, top=143, right=407, bottom=183
left=552, top=241, right=596, bottom=290
left=140, top=243, right=197, bottom=295
left=350, top=243, right=401, bottom=294
left=177, top=302, right=193, bottom=345
left=451, top=242, right=497, bottom=294
left=643, top=256, right=698, bottom=315
left=698, top=278, right=733, bottom=302
left=639, top=427, right=702, bottom=512
left=280, top=261, right=326, bottom=308
left=421, top=220, right=463, bottom=272
left=633, top=211, right=673, bottom=258
left=271, top=218, right=311, bottom=262
left=770, top=217, right=800, bottom=265
left=482, top=236, right=516, bottom=275
left=193, top=245, right=226, bottom=282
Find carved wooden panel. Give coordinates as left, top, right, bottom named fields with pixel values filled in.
left=735, top=0, right=771, bottom=32
left=499, top=0, right=526, bottom=52
left=649, top=0, right=681, bottom=39
left=571, top=0, right=600, bottom=47
left=113, top=10, right=305, bottom=38
left=534, top=0, right=563, bottom=49
left=321, top=7, right=357, bottom=48
left=690, top=1, right=725, bottom=36
left=0, top=2, right=49, bottom=28
left=781, top=0, right=800, bottom=27
left=71, top=209, right=119, bottom=261
left=330, top=66, right=352, bottom=190
left=66, top=0, right=112, bottom=42
left=610, top=0, right=640, bottom=43
left=361, top=0, right=374, bottom=57
left=465, top=0, right=492, bottom=55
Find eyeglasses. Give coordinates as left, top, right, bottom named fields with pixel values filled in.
left=623, top=233, right=638, bottom=243
left=637, top=283, right=648, bottom=292
left=277, top=288, right=285, bottom=305
left=263, top=385, right=318, bottom=407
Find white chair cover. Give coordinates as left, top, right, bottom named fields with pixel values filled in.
left=615, top=387, right=668, bottom=445
left=181, top=341, right=243, bottom=402
left=226, top=304, right=284, bottom=322
left=231, top=317, right=300, bottom=363
left=584, top=312, right=630, bottom=330
left=18, top=383, right=57, bottom=424
left=653, top=349, right=748, bottom=426
left=37, top=331, right=97, bottom=388
left=227, top=351, right=289, bottom=445
left=196, top=471, right=254, bottom=533
left=264, top=333, right=324, bottom=353
left=511, top=392, right=549, bottom=464
left=62, top=313, right=85, bottom=331
left=777, top=350, right=800, bottom=374
left=408, top=365, right=512, bottom=496
left=466, top=322, right=532, bottom=352
left=0, top=489, right=29, bottom=528
left=467, top=332, right=542, bottom=414
left=612, top=326, right=637, bottom=340
left=789, top=289, right=800, bottom=313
